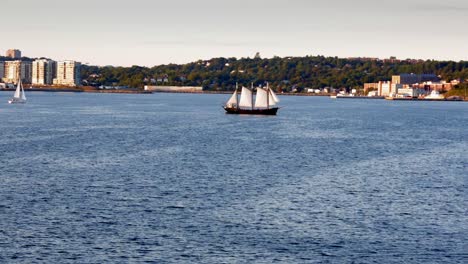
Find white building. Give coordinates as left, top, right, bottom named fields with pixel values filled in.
left=396, top=87, right=425, bottom=98
left=2, top=60, right=32, bottom=84
left=377, top=81, right=403, bottom=96
left=53, top=60, right=81, bottom=86
left=2, top=61, right=20, bottom=83
left=32, top=59, right=56, bottom=85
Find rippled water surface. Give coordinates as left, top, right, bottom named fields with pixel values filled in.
left=0, top=92, right=467, bottom=263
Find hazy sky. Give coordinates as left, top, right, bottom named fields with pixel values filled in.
left=2, top=0, right=467, bottom=66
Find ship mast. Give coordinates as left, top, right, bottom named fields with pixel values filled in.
left=267, top=82, right=270, bottom=110
left=235, top=82, right=239, bottom=110
left=251, top=82, right=254, bottom=110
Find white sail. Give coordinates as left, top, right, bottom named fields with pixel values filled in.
left=239, top=87, right=253, bottom=108
left=269, top=91, right=276, bottom=106
left=8, top=79, right=26, bottom=103
left=255, top=87, right=269, bottom=108
left=21, top=84, right=26, bottom=100
left=269, top=89, right=280, bottom=103
left=225, top=90, right=238, bottom=107
left=14, top=80, right=21, bottom=98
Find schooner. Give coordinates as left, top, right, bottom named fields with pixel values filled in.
left=224, top=83, right=280, bottom=115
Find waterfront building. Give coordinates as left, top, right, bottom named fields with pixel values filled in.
left=2, top=61, right=20, bottom=83
left=6, top=49, right=22, bottom=59
left=392, top=73, right=439, bottom=85
left=396, top=87, right=425, bottom=98
left=53, top=60, right=81, bottom=86
left=22, top=61, right=32, bottom=84
left=32, top=59, right=56, bottom=85
left=376, top=81, right=403, bottom=96
left=363, top=83, right=379, bottom=93
left=412, top=81, right=453, bottom=92
left=0, top=62, right=5, bottom=80
left=2, top=60, right=32, bottom=84
left=367, top=73, right=445, bottom=96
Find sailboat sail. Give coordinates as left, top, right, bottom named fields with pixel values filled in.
left=8, top=79, right=26, bottom=104
left=21, top=84, right=26, bottom=100
left=255, top=87, right=279, bottom=108
left=239, top=87, right=253, bottom=108
left=14, top=81, right=21, bottom=98
left=255, top=88, right=269, bottom=108
left=226, top=90, right=238, bottom=107
left=269, top=89, right=280, bottom=103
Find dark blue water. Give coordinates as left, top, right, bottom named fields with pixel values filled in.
left=0, top=92, right=466, bottom=263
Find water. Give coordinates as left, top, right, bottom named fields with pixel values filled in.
left=0, top=92, right=466, bottom=263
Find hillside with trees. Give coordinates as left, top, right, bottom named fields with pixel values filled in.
left=40, top=55, right=468, bottom=92
left=3, top=54, right=467, bottom=92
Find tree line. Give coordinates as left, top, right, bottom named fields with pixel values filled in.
left=82, top=56, right=468, bottom=91
left=3, top=55, right=467, bottom=92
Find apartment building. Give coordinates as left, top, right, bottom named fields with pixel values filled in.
left=53, top=60, right=81, bottom=86
left=0, top=62, right=4, bottom=80
left=2, top=60, right=32, bottom=84
left=6, top=49, right=22, bottom=59
left=32, top=59, right=57, bottom=85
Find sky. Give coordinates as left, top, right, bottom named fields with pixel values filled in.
left=2, top=0, right=467, bottom=67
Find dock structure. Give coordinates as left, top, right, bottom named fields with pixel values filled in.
left=144, top=86, right=203, bottom=93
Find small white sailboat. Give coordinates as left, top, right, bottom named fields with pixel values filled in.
left=8, top=79, right=27, bottom=104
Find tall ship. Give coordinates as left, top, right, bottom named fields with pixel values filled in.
left=8, top=79, right=27, bottom=104
left=224, top=83, right=280, bottom=115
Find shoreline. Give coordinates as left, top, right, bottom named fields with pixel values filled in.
left=0, top=87, right=331, bottom=96
left=0, top=87, right=152, bottom=94
left=1, top=88, right=466, bottom=101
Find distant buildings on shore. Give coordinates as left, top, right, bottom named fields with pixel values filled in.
left=32, top=59, right=56, bottom=85
left=365, top=73, right=457, bottom=97
left=0, top=49, right=81, bottom=86
left=1, top=60, right=32, bottom=84
left=53, top=61, right=81, bottom=86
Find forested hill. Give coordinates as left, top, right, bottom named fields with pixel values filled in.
left=82, top=56, right=467, bottom=91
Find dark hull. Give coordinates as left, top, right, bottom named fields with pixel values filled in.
left=224, top=107, right=279, bottom=115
